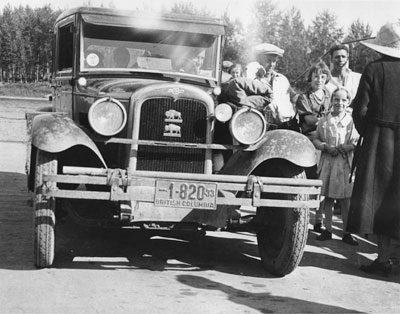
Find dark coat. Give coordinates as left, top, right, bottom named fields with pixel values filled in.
left=347, top=56, right=400, bottom=239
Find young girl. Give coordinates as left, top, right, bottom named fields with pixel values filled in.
left=296, top=60, right=331, bottom=141
left=313, top=87, right=359, bottom=245
left=296, top=61, right=331, bottom=231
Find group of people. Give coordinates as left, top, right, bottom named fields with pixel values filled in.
left=296, top=44, right=361, bottom=247
left=221, top=20, right=400, bottom=277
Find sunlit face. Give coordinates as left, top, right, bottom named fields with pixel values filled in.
left=331, top=89, right=350, bottom=115
left=310, top=72, right=328, bottom=92
left=193, top=50, right=205, bottom=71
left=332, top=49, right=349, bottom=70
left=256, top=54, right=279, bottom=74
left=230, top=67, right=241, bottom=79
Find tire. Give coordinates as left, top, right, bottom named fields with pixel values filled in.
left=254, top=160, right=309, bottom=277
left=33, top=150, right=57, bottom=268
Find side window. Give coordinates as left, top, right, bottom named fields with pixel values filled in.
left=57, top=24, right=74, bottom=71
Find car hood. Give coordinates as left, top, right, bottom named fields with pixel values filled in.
left=78, top=76, right=215, bottom=97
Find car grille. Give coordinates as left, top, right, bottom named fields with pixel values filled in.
left=137, top=98, right=208, bottom=173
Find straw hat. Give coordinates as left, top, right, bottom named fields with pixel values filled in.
left=253, top=43, right=284, bottom=57
left=362, top=21, right=400, bottom=58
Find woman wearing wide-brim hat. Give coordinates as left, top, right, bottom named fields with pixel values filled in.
left=347, top=21, right=400, bottom=276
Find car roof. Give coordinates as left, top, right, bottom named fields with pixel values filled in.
left=56, top=6, right=226, bottom=35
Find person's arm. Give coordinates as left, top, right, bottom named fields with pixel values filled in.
left=296, top=94, right=319, bottom=132
left=338, top=117, right=360, bottom=154
left=352, top=64, right=373, bottom=134
left=338, top=143, right=355, bottom=154
left=225, top=77, right=273, bottom=111
left=304, top=115, right=319, bottom=126
left=312, top=118, right=325, bottom=150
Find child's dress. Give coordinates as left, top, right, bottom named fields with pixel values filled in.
left=316, top=112, right=359, bottom=198
left=296, top=87, right=331, bottom=138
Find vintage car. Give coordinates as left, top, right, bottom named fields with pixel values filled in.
left=26, top=6, right=321, bottom=276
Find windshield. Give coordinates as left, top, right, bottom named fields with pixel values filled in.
left=80, top=21, right=221, bottom=80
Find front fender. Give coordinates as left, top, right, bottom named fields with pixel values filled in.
left=221, top=129, right=316, bottom=175
left=31, top=113, right=107, bottom=167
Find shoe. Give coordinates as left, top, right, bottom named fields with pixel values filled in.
left=342, top=233, right=359, bottom=246
left=313, top=222, right=325, bottom=233
left=317, top=230, right=332, bottom=241
left=360, top=259, right=392, bottom=277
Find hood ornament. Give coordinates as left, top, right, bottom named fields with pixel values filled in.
left=165, top=109, right=182, bottom=123
left=164, top=124, right=181, bottom=137
left=168, top=87, right=185, bottom=95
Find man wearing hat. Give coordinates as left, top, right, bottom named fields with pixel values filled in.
left=221, top=43, right=298, bottom=130
left=347, top=21, right=400, bottom=276
left=253, top=43, right=298, bottom=129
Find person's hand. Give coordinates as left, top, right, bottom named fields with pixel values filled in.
left=304, top=115, right=319, bottom=127
left=337, top=144, right=354, bottom=156
left=324, top=144, right=339, bottom=157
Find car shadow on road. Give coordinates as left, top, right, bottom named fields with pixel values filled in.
left=2, top=177, right=399, bottom=284
left=176, top=274, right=363, bottom=314
left=0, top=168, right=263, bottom=276
left=52, top=219, right=272, bottom=277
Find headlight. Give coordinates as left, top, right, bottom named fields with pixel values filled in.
left=215, top=103, right=233, bottom=122
left=88, top=97, right=127, bottom=136
left=213, top=86, right=222, bottom=96
left=229, top=107, right=267, bottom=145
left=77, top=77, right=87, bottom=87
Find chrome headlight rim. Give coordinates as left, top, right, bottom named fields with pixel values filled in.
left=88, top=97, right=127, bottom=136
left=229, top=107, right=267, bottom=145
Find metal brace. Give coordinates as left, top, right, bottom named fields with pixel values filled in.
left=245, top=175, right=264, bottom=207
left=41, top=180, right=58, bottom=198
left=108, top=169, right=128, bottom=200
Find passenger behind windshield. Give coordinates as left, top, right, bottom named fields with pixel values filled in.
left=113, top=47, right=131, bottom=68
left=178, top=49, right=213, bottom=77
left=192, top=50, right=206, bottom=74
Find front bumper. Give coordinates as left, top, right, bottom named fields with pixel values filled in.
left=41, top=167, right=322, bottom=209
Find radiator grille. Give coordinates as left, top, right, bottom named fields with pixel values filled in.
left=137, top=98, right=208, bottom=173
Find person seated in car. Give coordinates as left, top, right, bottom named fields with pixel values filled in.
left=178, top=49, right=207, bottom=75
left=253, top=43, right=299, bottom=131
left=221, top=43, right=299, bottom=131
left=113, top=47, right=131, bottom=68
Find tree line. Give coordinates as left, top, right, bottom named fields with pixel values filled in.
left=0, top=0, right=378, bottom=91
left=0, top=4, right=61, bottom=83
left=220, top=0, right=378, bottom=91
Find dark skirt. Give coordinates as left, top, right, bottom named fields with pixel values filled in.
left=347, top=125, right=400, bottom=239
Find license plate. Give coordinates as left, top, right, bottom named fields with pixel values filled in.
left=155, top=180, right=217, bottom=210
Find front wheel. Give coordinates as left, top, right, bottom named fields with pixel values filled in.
left=33, top=149, right=57, bottom=268
left=254, top=160, right=309, bottom=277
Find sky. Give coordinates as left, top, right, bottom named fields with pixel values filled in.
left=1, top=0, right=400, bottom=34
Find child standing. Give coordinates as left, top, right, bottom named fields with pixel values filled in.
left=296, top=61, right=331, bottom=231
left=313, top=87, right=359, bottom=245
left=296, top=60, right=331, bottom=142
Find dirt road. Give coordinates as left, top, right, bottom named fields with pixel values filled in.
left=0, top=98, right=399, bottom=314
